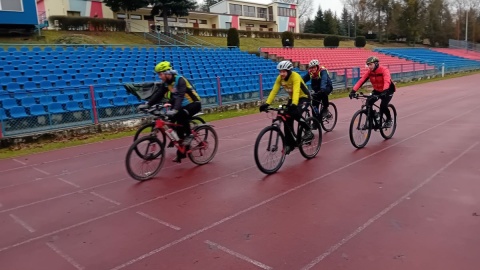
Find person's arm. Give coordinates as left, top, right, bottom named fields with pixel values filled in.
left=320, top=70, right=328, bottom=91
left=265, top=75, right=282, bottom=105
left=290, top=73, right=302, bottom=105
left=352, top=70, right=371, bottom=91
left=382, top=67, right=392, bottom=90
left=302, top=72, right=310, bottom=83
left=172, top=77, right=187, bottom=111
left=147, top=83, right=167, bottom=106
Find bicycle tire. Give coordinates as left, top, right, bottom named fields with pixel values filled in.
left=188, top=125, right=218, bottom=165
left=254, top=126, right=286, bottom=174
left=380, top=104, right=397, bottom=140
left=321, top=102, right=338, bottom=132
left=349, top=109, right=371, bottom=149
left=190, top=116, right=206, bottom=129
left=125, top=136, right=165, bottom=181
left=298, top=117, right=322, bottom=159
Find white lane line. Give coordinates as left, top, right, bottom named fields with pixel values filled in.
left=9, top=214, right=35, bottom=233
left=13, top=159, right=27, bottom=165
left=300, top=141, right=479, bottom=270
left=108, top=105, right=480, bottom=270
left=205, top=240, right=272, bottom=270
left=57, top=178, right=80, bottom=188
left=46, top=242, right=85, bottom=270
left=33, top=167, right=50, bottom=175
left=90, top=192, right=121, bottom=206
left=0, top=179, right=126, bottom=214
left=136, top=212, right=181, bottom=231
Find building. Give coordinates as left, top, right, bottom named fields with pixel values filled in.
left=37, top=0, right=299, bottom=34
left=0, top=0, right=39, bottom=35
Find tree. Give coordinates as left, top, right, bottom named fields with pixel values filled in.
left=324, top=10, right=339, bottom=34
left=340, top=7, right=351, bottom=36
left=103, top=0, right=149, bottom=31
left=399, top=0, right=426, bottom=45
left=150, top=0, right=197, bottom=34
left=303, top=18, right=315, bottom=33
left=200, top=0, right=220, bottom=12
left=313, top=5, right=327, bottom=33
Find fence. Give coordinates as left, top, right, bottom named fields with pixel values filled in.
left=0, top=63, right=475, bottom=139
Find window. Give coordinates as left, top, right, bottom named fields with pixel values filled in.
left=178, top=18, right=188, bottom=23
left=67, top=11, right=81, bottom=17
left=0, top=0, right=23, bottom=11
left=144, top=15, right=154, bottom=20
left=167, top=17, right=177, bottom=22
left=199, top=19, right=207, bottom=24
left=246, top=24, right=254, bottom=27
left=243, top=6, right=255, bottom=17
left=225, top=22, right=231, bottom=29
left=278, top=7, right=296, bottom=17
left=260, top=24, right=268, bottom=28
left=116, top=13, right=126, bottom=19
left=130, top=14, right=142, bottom=20
left=229, top=4, right=242, bottom=15
left=190, top=19, right=198, bottom=23
left=257, top=7, right=267, bottom=19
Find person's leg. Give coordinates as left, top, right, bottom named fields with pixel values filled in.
left=319, top=92, right=329, bottom=117
left=379, top=91, right=393, bottom=121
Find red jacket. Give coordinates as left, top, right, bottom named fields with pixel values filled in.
left=353, top=66, right=392, bottom=92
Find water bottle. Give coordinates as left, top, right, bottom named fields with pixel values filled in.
left=164, top=126, right=179, bottom=141
left=374, top=110, right=380, bottom=122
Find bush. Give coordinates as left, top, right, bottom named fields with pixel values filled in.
left=227, top=28, right=240, bottom=48
left=354, top=36, right=366, bottom=48
left=281, top=31, right=294, bottom=47
left=323, top=35, right=340, bottom=47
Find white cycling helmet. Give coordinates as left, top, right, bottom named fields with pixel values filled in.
left=308, top=59, right=320, bottom=68
left=277, top=60, right=293, bottom=71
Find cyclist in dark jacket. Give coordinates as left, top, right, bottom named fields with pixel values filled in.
left=302, top=59, right=333, bottom=119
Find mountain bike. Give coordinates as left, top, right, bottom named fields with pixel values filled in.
left=254, top=105, right=322, bottom=174
left=301, top=94, right=338, bottom=132
left=349, top=92, right=397, bottom=149
left=125, top=104, right=218, bottom=181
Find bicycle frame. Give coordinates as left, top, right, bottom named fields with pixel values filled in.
left=267, top=107, right=302, bottom=147
left=356, top=95, right=382, bottom=131
left=153, top=118, right=193, bottom=155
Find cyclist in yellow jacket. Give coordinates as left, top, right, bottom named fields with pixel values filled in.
left=259, top=60, right=313, bottom=154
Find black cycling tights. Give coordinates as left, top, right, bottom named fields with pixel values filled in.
left=367, top=89, right=394, bottom=121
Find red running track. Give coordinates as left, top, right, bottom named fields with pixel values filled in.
left=1, top=74, right=480, bottom=270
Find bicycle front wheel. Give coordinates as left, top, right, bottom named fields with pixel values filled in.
left=349, top=110, right=371, bottom=149
left=254, top=126, right=286, bottom=174
left=298, top=117, right=322, bottom=159
left=134, top=122, right=166, bottom=150
left=380, top=104, right=397, bottom=140
left=188, top=125, right=218, bottom=165
left=125, top=136, right=165, bottom=181
left=321, top=102, right=338, bottom=132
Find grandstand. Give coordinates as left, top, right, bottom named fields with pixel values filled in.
left=373, top=48, right=480, bottom=72
left=0, top=45, right=281, bottom=136
left=432, top=48, right=480, bottom=61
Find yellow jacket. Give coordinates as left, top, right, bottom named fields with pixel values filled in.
left=266, top=71, right=309, bottom=105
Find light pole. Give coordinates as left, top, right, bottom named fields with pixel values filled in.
left=465, top=10, right=468, bottom=50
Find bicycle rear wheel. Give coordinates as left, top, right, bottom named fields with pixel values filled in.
left=349, top=110, right=371, bottom=149
left=298, top=117, right=322, bottom=159
left=125, top=136, right=165, bottom=181
left=188, top=125, right=218, bottom=165
left=380, top=104, right=397, bottom=139
left=254, top=126, right=286, bottom=174
left=190, top=116, right=206, bottom=129
left=134, top=122, right=166, bottom=149
left=321, top=102, right=338, bottom=132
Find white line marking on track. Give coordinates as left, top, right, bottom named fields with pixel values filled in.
left=13, top=159, right=27, bottom=165
left=9, top=214, right=35, bottom=233
left=33, top=167, right=50, bottom=175
left=300, top=141, right=479, bottom=270
left=204, top=240, right=273, bottom=270
left=46, top=242, right=85, bottom=270
left=90, top=192, right=121, bottom=206
left=0, top=179, right=126, bottom=214
left=57, top=178, right=80, bottom=188
left=108, top=106, right=479, bottom=270
left=136, top=212, right=181, bottom=231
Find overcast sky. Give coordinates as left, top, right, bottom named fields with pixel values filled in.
left=196, top=0, right=344, bottom=19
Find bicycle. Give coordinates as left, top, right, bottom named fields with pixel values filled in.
left=134, top=109, right=206, bottom=148
left=349, top=92, right=397, bottom=149
left=301, top=92, right=338, bottom=132
left=125, top=104, right=218, bottom=181
left=254, top=105, right=322, bottom=174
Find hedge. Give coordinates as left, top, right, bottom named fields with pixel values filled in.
left=48, top=16, right=126, bottom=31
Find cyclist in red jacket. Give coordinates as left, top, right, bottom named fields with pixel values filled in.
left=349, top=56, right=395, bottom=128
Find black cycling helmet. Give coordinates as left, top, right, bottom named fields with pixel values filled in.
left=366, top=56, right=380, bottom=70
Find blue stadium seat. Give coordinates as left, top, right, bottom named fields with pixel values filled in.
left=113, top=97, right=127, bottom=106
left=21, top=97, right=36, bottom=107
left=9, top=106, right=29, bottom=118
left=47, top=103, right=66, bottom=113
left=40, top=96, right=54, bottom=105
left=1, top=98, right=18, bottom=109
left=66, top=101, right=83, bottom=111
left=56, top=94, right=70, bottom=103
left=97, top=98, right=112, bottom=108
left=0, top=107, right=8, bottom=120
left=30, top=104, right=48, bottom=116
